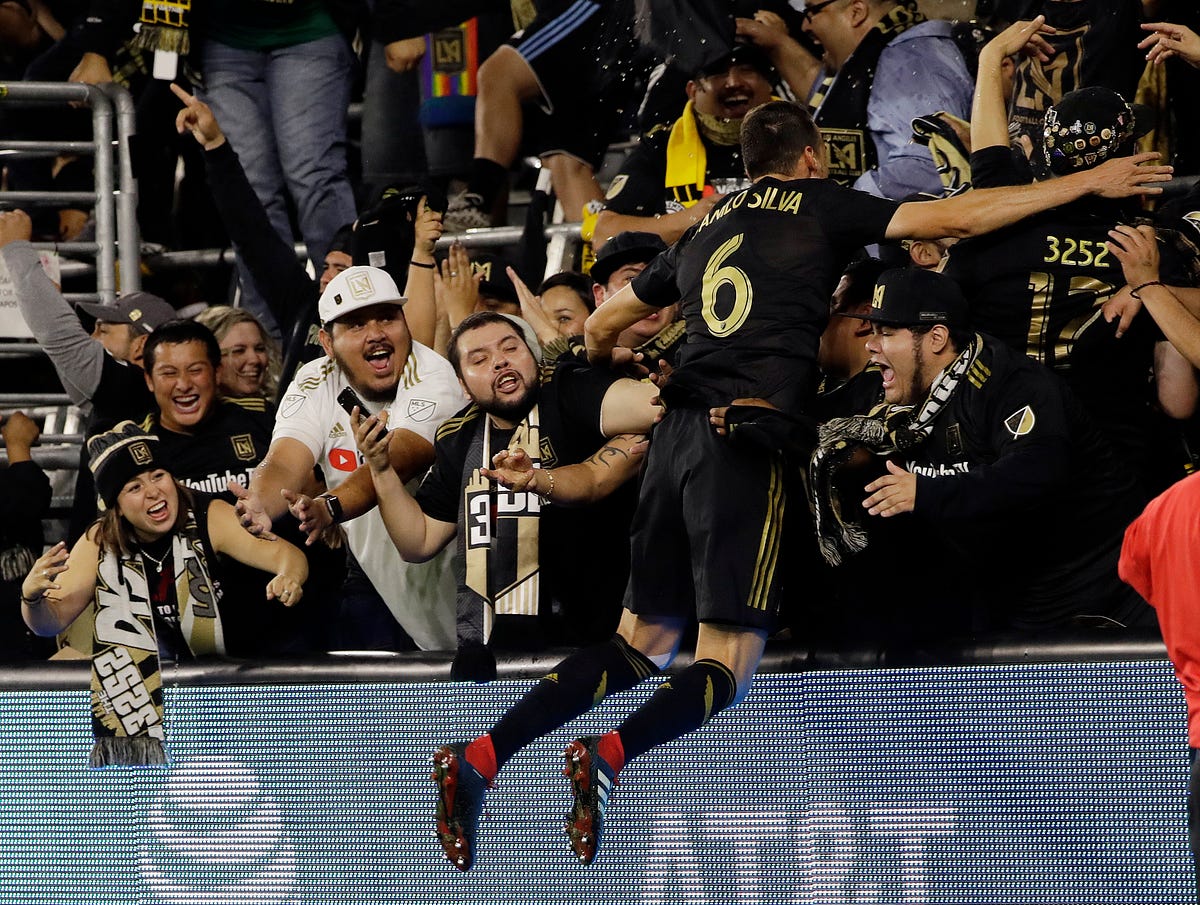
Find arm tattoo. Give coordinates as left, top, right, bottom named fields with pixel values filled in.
left=585, top=433, right=639, bottom=470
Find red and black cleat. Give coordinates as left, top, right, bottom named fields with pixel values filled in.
left=563, top=736, right=617, bottom=866
left=431, top=742, right=488, bottom=871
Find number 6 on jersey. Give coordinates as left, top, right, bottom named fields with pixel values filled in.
left=701, top=233, right=754, bottom=337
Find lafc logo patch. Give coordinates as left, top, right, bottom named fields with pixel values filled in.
left=822, top=129, right=867, bottom=181
left=130, top=441, right=152, bottom=465
left=1004, top=405, right=1036, bottom=438
left=231, top=433, right=257, bottom=461
left=605, top=174, right=628, bottom=201
left=348, top=272, right=375, bottom=300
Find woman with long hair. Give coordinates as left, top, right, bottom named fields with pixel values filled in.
left=19, top=422, right=308, bottom=765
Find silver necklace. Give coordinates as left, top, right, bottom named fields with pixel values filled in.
left=140, top=546, right=171, bottom=573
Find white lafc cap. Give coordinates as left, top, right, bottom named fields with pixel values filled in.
left=318, top=265, right=407, bottom=326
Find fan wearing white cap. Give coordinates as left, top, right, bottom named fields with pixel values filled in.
left=234, top=265, right=467, bottom=652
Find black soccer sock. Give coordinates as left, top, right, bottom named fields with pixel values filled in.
left=486, top=635, right=659, bottom=770
left=613, top=658, right=738, bottom=766
left=465, top=157, right=510, bottom=210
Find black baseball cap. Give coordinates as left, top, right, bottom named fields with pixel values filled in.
left=77, top=292, right=177, bottom=336
left=590, top=231, right=667, bottom=287
left=469, top=252, right=521, bottom=303
left=840, top=268, right=970, bottom=329
left=696, top=43, right=776, bottom=81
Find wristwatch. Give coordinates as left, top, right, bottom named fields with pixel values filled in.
left=317, top=492, right=344, bottom=524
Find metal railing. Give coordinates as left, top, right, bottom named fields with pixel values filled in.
left=0, top=81, right=142, bottom=299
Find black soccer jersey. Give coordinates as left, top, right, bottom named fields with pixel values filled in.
left=632, top=176, right=899, bottom=413
left=142, top=399, right=274, bottom=502
left=904, top=337, right=1148, bottom=630
left=942, top=198, right=1161, bottom=475
left=603, top=125, right=751, bottom=218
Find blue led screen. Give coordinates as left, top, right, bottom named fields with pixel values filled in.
left=0, top=660, right=1192, bottom=903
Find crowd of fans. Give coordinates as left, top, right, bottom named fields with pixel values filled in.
left=2, top=0, right=1200, bottom=673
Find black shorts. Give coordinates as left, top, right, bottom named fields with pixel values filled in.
left=507, top=0, right=643, bottom=167
left=624, top=407, right=786, bottom=630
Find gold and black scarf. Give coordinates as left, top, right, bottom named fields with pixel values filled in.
left=89, top=511, right=223, bottom=767
left=131, top=0, right=191, bottom=55
left=456, top=406, right=543, bottom=649
left=808, top=334, right=980, bottom=566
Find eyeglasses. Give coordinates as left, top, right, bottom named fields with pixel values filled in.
left=801, top=0, right=840, bottom=22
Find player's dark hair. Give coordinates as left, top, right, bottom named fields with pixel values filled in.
left=143, top=318, right=222, bottom=372
left=447, top=311, right=525, bottom=378
left=741, top=101, right=823, bottom=181
left=537, top=271, right=595, bottom=313
left=832, top=257, right=889, bottom=316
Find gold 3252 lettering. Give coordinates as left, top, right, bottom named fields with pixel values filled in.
left=1043, top=235, right=1111, bottom=267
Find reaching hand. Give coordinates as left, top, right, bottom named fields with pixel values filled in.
left=22, top=541, right=69, bottom=604
left=735, top=13, right=788, bottom=52
left=983, top=16, right=1055, bottom=63
left=862, top=459, right=917, bottom=517
left=351, top=407, right=392, bottom=474
left=1140, top=22, right=1200, bottom=68
left=266, top=573, right=304, bottom=607
left=708, top=397, right=776, bottom=437
left=228, top=479, right=278, bottom=540
left=1088, top=153, right=1173, bottom=198
left=281, top=488, right=330, bottom=547
left=1101, top=286, right=1141, bottom=339
left=68, top=52, right=112, bottom=86
left=1106, top=223, right=1162, bottom=289
left=507, top=265, right=557, bottom=346
left=384, top=36, right=426, bottom=72
left=481, top=448, right=538, bottom=492
left=170, top=83, right=226, bottom=151
left=436, top=242, right=482, bottom=328
left=412, top=196, right=443, bottom=260
left=0, top=209, right=33, bottom=248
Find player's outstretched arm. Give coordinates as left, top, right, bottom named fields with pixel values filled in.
left=886, top=153, right=1173, bottom=242
left=585, top=283, right=662, bottom=364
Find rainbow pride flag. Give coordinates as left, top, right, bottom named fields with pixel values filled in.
left=419, top=20, right=479, bottom=128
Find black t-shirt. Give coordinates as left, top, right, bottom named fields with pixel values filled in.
left=603, top=124, right=753, bottom=217
left=142, top=398, right=274, bottom=502
left=416, top=359, right=633, bottom=644
left=905, top=338, right=1148, bottom=629
left=942, top=196, right=1162, bottom=477
left=633, top=176, right=899, bottom=412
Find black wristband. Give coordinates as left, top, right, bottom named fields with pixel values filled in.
left=409, top=259, right=436, bottom=269
left=318, top=492, right=344, bottom=524
left=1129, top=280, right=1163, bottom=301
